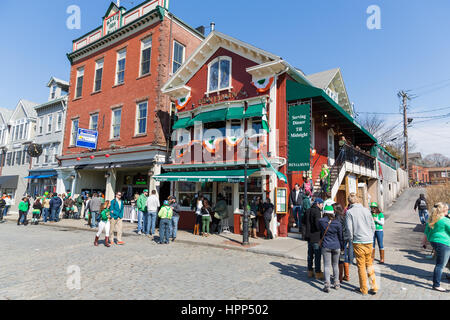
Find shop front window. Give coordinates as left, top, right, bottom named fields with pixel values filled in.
left=200, top=182, right=213, bottom=204
left=239, top=177, right=263, bottom=209
left=178, top=182, right=196, bottom=207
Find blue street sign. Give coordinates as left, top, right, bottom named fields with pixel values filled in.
left=76, top=128, right=98, bottom=150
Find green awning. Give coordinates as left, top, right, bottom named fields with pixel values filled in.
left=226, top=107, right=245, bottom=120
left=173, top=117, right=192, bottom=129
left=153, top=169, right=260, bottom=183
left=244, top=103, right=265, bottom=118
left=188, top=108, right=228, bottom=126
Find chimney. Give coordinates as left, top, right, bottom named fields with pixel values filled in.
left=210, top=22, right=215, bottom=32
left=195, top=26, right=205, bottom=36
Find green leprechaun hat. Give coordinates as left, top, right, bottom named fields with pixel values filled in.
left=323, top=204, right=335, bottom=214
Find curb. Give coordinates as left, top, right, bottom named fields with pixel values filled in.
left=2, top=216, right=304, bottom=261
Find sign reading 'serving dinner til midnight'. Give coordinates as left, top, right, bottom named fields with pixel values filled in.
left=288, top=104, right=311, bottom=172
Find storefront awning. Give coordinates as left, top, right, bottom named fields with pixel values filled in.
left=154, top=169, right=260, bottom=183
left=25, top=176, right=39, bottom=179
left=226, top=107, right=245, bottom=120
left=0, top=175, right=19, bottom=189
left=243, top=103, right=265, bottom=118
left=188, top=108, right=228, bottom=126
left=173, top=117, right=191, bottom=129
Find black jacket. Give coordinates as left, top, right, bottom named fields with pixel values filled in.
left=263, top=202, right=274, bottom=220
left=414, top=195, right=428, bottom=210
left=302, top=204, right=322, bottom=243
left=0, top=199, right=5, bottom=209
left=289, top=189, right=303, bottom=207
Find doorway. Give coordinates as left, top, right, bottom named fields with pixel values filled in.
left=217, top=182, right=234, bottom=229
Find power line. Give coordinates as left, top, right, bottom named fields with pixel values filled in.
left=410, top=106, right=450, bottom=114
left=407, top=78, right=450, bottom=92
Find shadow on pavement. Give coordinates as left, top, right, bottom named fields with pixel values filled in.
left=269, top=262, right=359, bottom=294
left=398, top=249, right=436, bottom=266
left=382, top=263, right=433, bottom=289
left=412, top=224, right=426, bottom=233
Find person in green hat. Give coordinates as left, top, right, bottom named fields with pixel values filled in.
left=370, top=202, right=385, bottom=264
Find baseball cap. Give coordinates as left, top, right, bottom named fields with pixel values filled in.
left=314, top=198, right=324, bottom=204
left=163, top=200, right=169, bottom=206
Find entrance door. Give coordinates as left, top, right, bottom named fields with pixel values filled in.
left=217, top=182, right=234, bottom=228
left=328, top=129, right=335, bottom=166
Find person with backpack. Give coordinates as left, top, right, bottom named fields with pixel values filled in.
left=414, top=194, right=429, bottom=226
left=302, top=198, right=324, bottom=280
left=301, top=191, right=312, bottom=238
left=319, top=204, right=344, bottom=292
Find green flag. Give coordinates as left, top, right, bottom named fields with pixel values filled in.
left=262, top=153, right=287, bottom=184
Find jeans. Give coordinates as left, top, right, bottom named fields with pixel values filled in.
left=293, top=206, right=302, bottom=228
left=170, top=215, right=180, bottom=238
left=143, top=211, right=153, bottom=235
left=50, top=207, right=60, bottom=222
left=159, top=218, right=171, bottom=243
left=344, top=240, right=354, bottom=263
left=18, top=211, right=27, bottom=225
left=146, top=211, right=157, bottom=235
left=202, top=216, right=211, bottom=234
left=137, top=210, right=145, bottom=233
left=373, top=231, right=384, bottom=250
left=43, top=208, right=50, bottom=222
left=90, top=211, right=99, bottom=228
left=307, top=242, right=322, bottom=272
left=418, top=209, right=429, bottom=225
left=3, top=206, right=9, bottom=217
left=430, top=242, right=450, bottom=288
left=322, top=248, right=340, bottom=286
left=264, top=218, right=273, bottom=239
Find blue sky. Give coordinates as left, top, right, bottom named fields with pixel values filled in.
left=1, top=0, right=449, bottom=157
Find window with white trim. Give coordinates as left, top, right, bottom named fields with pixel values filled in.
left=94, top=59, right=104, bottom=92
left=47, top=114, right=53, bottom=133
left=44, top=145, right=49, bottom=164
left=111, top=109, right=122, bottom=139
left=208, top=56, right=231, bottom=93
left=70, top=119, right=79, bottom=146
left=172, top=41, right=185, bottom=74
left=19, top=124, right=24, bottom=140
left=116, top=49, right=126, bottom=85
left=16, top=151, right=22, bottom=166
left=75, top=67, right=84, bottom=98
left=136, top=102, right=147, bottom=135
left=56, top=112, right=63, bottom=131
left=24, top=123, right=28, bottom=140
left=90, top=114, right=99, bottom=131
left=38, top=117, right=44, bottom=135
left=140, top=37, right=152, bottom=76
left=51, top=85, right=57, bottom=100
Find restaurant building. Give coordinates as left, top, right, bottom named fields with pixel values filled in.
left=157, top=30, right=381, bottom=237
left=57, top=0, right=204, bottom=217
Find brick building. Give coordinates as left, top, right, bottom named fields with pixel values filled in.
left=57, top=1, right=204, bottom=216
left=428, top=167, right=449, bottom=184
left=409, top=163, right=430, bottom=184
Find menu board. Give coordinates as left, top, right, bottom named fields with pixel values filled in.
left=275, top=187, right=288, bottom=214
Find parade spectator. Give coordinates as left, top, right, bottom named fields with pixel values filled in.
left=289, top=183, right=304, bottom=230
left=137, top=190, right=149, bottom=235
left=31, top=198, right=42, bottom=225
left=422, top=202, right=450, bottom=292
left=335, top=203, right=351, bottom=283
left=193, top=195, right=204, bottom=236
left=211, top=194, right=227, bottom=235
left=414, top=194, right=429, bottom=226
left=158, top=200, right=173, bottom=244
left=75, top=194, right=83, bottom=220
left=17, top=197, right=29, bottom=226
left=88, top=193, right=102, bottom=229
left=302, top=198, right=324, bottom=279
left=263, top=197, right=274, bottom=240
left=320, top=164, right=330, bottom=198
left=64, top=195, right=75, bottom=219
left=109, top=192, right=125, bottom=245
left=42, top=195, right=51, bottom=223
left=3, top=195, right=11, bottom=217
left=85, top=195, right=92, bottom=225
left=146, top=190, right=160, bottom=237
left=301, top=191, right=312, bottom=237
left=201, top=199, right=213, bottom=237
left=169, top=196, right=181, bottom=241
left=302, top=172, right=313, bottom=197
left=94, top=200, right=111, bottom=248
left=346, top=193, right=377, bottom=295
left=50, top=194, right=62, bottom=222
left=131, top=193, right=139, bottom=231
left=0, top=195, right=6, bottom=223
left=319, top=204, right=344, bottom=292
left=371, top=202, right=385, bottom=264
left=250, top=196, right=259, bottom=239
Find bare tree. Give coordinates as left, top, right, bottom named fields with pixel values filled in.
left=357, top=114, right=399, bottom=145
left=424, top=153, right=449, bottom=167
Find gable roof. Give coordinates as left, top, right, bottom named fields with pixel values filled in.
left=9, top=99, right=39, bottom=122
left=47, top=77, right=69, bottom=90
left=162, top=31, right=313, bottom=96
left=307, top=68, right=340, bottom=89
left=0, top=107, right=13, bottom=124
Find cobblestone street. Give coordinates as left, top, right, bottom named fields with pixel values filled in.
left=0, top=188, right=448, bottom=300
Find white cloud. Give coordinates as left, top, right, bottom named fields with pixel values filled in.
left=408, top=121, right=450, bottom=158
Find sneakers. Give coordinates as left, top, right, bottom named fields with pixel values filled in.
left=137, top=231, right=142, bottom=235
left=433, top=286, right=447, bottom=292
left=117, top=241, right=125, bottom=245
left=323, top=286, right=330, bottom=293
left=333, top=283, right=340, bottom=290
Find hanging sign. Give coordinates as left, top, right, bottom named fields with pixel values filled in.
left=288, top=104, right=311, bottom=172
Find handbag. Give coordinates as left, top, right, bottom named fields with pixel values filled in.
left=319, top=220, right=332, bottom=248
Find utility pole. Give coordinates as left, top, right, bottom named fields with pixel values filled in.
left=398, top=91, right=410, bottom=173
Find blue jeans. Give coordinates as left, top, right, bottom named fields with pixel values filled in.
left=3, top=206, right=9, bottom=217
left=148, top=211, right=157, bottom=235
left=307, top=242, right=322, bottom=272
left=344, top=240, right=354, bottom=263
left=143, top=211, right=151, bottom=235
left=170, top=215, right=180, bottom=239
left=159, top=218, right=171, bottom=243
left=373, top=231, right=384, bottom=250
left=430, top=242, right=450, bottom=288
left=90, top=211, right=99, bottom=228
left=50, top=207, right=60, bottom=222
left=418, top=209, right=429, bottom=225
left=43, top=208, right=50, bottom=222
left=18, top=211, right=27, bottom=224
left=137, top=210, right=144, bottom=233
left=293, top=206, right=302, bottom=228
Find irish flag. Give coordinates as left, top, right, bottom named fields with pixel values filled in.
left=225, top=136, right=243, bottom=147
left=203, top=137, right=222, bottom=153
left=252, top=77, right=274, bottom=93
left=176, top=94, right=191, bottom=111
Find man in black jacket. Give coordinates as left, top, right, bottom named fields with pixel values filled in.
left=0, top=196, right=6, bottom=223
left=289, top=184, right=304, bottom=230
left=414, top=194, right=429, bottom=225
left=302, top=198, right=324, bottom=279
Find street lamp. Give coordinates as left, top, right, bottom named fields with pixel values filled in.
left=243, top=133, right=250, bottom=246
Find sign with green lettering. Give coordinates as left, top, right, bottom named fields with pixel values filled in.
left=288, top=104, right=311, bottom=172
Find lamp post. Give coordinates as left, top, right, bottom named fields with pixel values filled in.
left=243, top=134, right=249, bottom=245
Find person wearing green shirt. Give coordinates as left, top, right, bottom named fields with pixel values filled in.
left=422, top=202, right=450, bottom=292
left=94, top=200, right=111, bottom=247
left=158, top=200, right=173, bottom=244
left=136, top=190, right=149, bottom=235
left=370, top=202, right=385, bottom=264
left=320, top=164, right=331, bottom=198
left=17, top=197, right=29, bottom=226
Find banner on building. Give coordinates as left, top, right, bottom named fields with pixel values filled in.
left=287, top=104, right=311, bottom=172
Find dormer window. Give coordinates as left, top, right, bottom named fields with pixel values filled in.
left=208, top=56, right=231, bottom=93
left=51, top=85, right=57, bottom=100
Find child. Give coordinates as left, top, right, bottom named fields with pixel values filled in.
left=17, top=197, right=29, bottom=226
left=94, top=200, right=111, bottom=247
left=371, top=202, right=385, bottom=264
left=31, top=198, right=43, bottom=225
